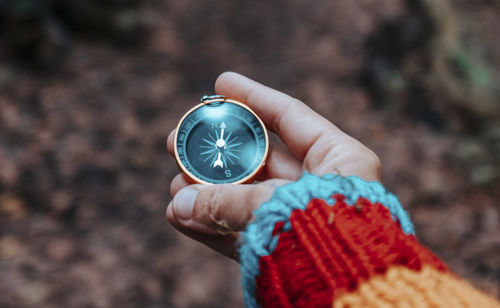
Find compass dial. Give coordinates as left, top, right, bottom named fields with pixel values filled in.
left=174, top=97, right=268, bottom=184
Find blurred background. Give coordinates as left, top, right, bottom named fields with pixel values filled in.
left=0, top=0, right=499, bottom=307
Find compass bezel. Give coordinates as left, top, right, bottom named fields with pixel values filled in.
left=173, top=97, right=269, bottom=185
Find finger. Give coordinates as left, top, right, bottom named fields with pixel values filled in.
left=170, top=173, right=191, bottom=197
left=166, top=204, right=240, bottom=260
left=166, top=129, right=176, bottom=157
left=169, top=180, right=288, bottom=236
left=215, top=72, right=347, bottom=159
left=265, top=144, right=302, bottom=180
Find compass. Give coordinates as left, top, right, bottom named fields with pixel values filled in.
left=174, top=95, right=269, bottom=184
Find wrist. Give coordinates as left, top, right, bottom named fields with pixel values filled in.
left=240, top=173, right=425, bottom=307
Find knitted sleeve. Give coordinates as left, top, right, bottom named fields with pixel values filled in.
left=239, top=173, right=500, bottom=308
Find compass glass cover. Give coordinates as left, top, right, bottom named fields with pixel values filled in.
left=176, top=101, right=267, bottom=184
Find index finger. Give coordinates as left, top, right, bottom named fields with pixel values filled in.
left=215, top=72, right=346, bottom=159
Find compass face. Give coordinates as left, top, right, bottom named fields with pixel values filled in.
left=175, top=99, right=268, bottom=184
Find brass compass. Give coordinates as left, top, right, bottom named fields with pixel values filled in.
left=174, top=95, right=269, bottom=184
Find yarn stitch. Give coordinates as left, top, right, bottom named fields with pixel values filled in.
left=240, top=173, right=414, bottom=308
left=333, top=266, right=500, bottom=308
left=255, top=197, right=448, bottom=307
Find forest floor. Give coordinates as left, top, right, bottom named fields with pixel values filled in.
left=0, top=1, right=499, bottom=307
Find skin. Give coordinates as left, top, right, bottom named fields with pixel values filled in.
left=166, top=72, right=381, bottom=261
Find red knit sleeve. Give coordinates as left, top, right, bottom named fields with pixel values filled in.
left=239, top=174, right=500, bottom=308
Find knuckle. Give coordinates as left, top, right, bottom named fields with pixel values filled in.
left=198, top=185, right=229, bottom=221
left=347, top=139, right=382, bottom=180
left=368, top=150, right=382, bottom=170
left=363, top=148, right=382, bottom=179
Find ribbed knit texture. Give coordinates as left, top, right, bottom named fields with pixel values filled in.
left=334, top=266, right=500, bottom=308
left=239, top=174, right=500, bottom=308
left=240, top=173, right=414, bottom=308
left=255, top=196, right=447, bottom=308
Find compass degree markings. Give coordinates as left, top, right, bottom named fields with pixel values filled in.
left=176, top=101, right=268, bottom=184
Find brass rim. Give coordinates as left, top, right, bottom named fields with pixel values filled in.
left=173, top=97, right=269, bottom=185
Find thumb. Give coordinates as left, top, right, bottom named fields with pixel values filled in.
left=168, top=180, right=288, bottom=236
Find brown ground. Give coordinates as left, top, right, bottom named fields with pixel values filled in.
left=0, top=1, right=499, bottom=307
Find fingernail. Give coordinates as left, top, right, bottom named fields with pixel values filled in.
left=173, top=187, right=198, bottom=221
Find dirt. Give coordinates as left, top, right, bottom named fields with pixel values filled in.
left=0, top=1, right=499, bottom=307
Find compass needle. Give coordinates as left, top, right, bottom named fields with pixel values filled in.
left=213, top=152, right=223, bottom=168
left=220, top=122, right=226, bottom=140
left=209, top=153, right=218, bottom=165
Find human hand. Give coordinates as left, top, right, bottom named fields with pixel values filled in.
left=166, top=72, right=381, bottom=260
